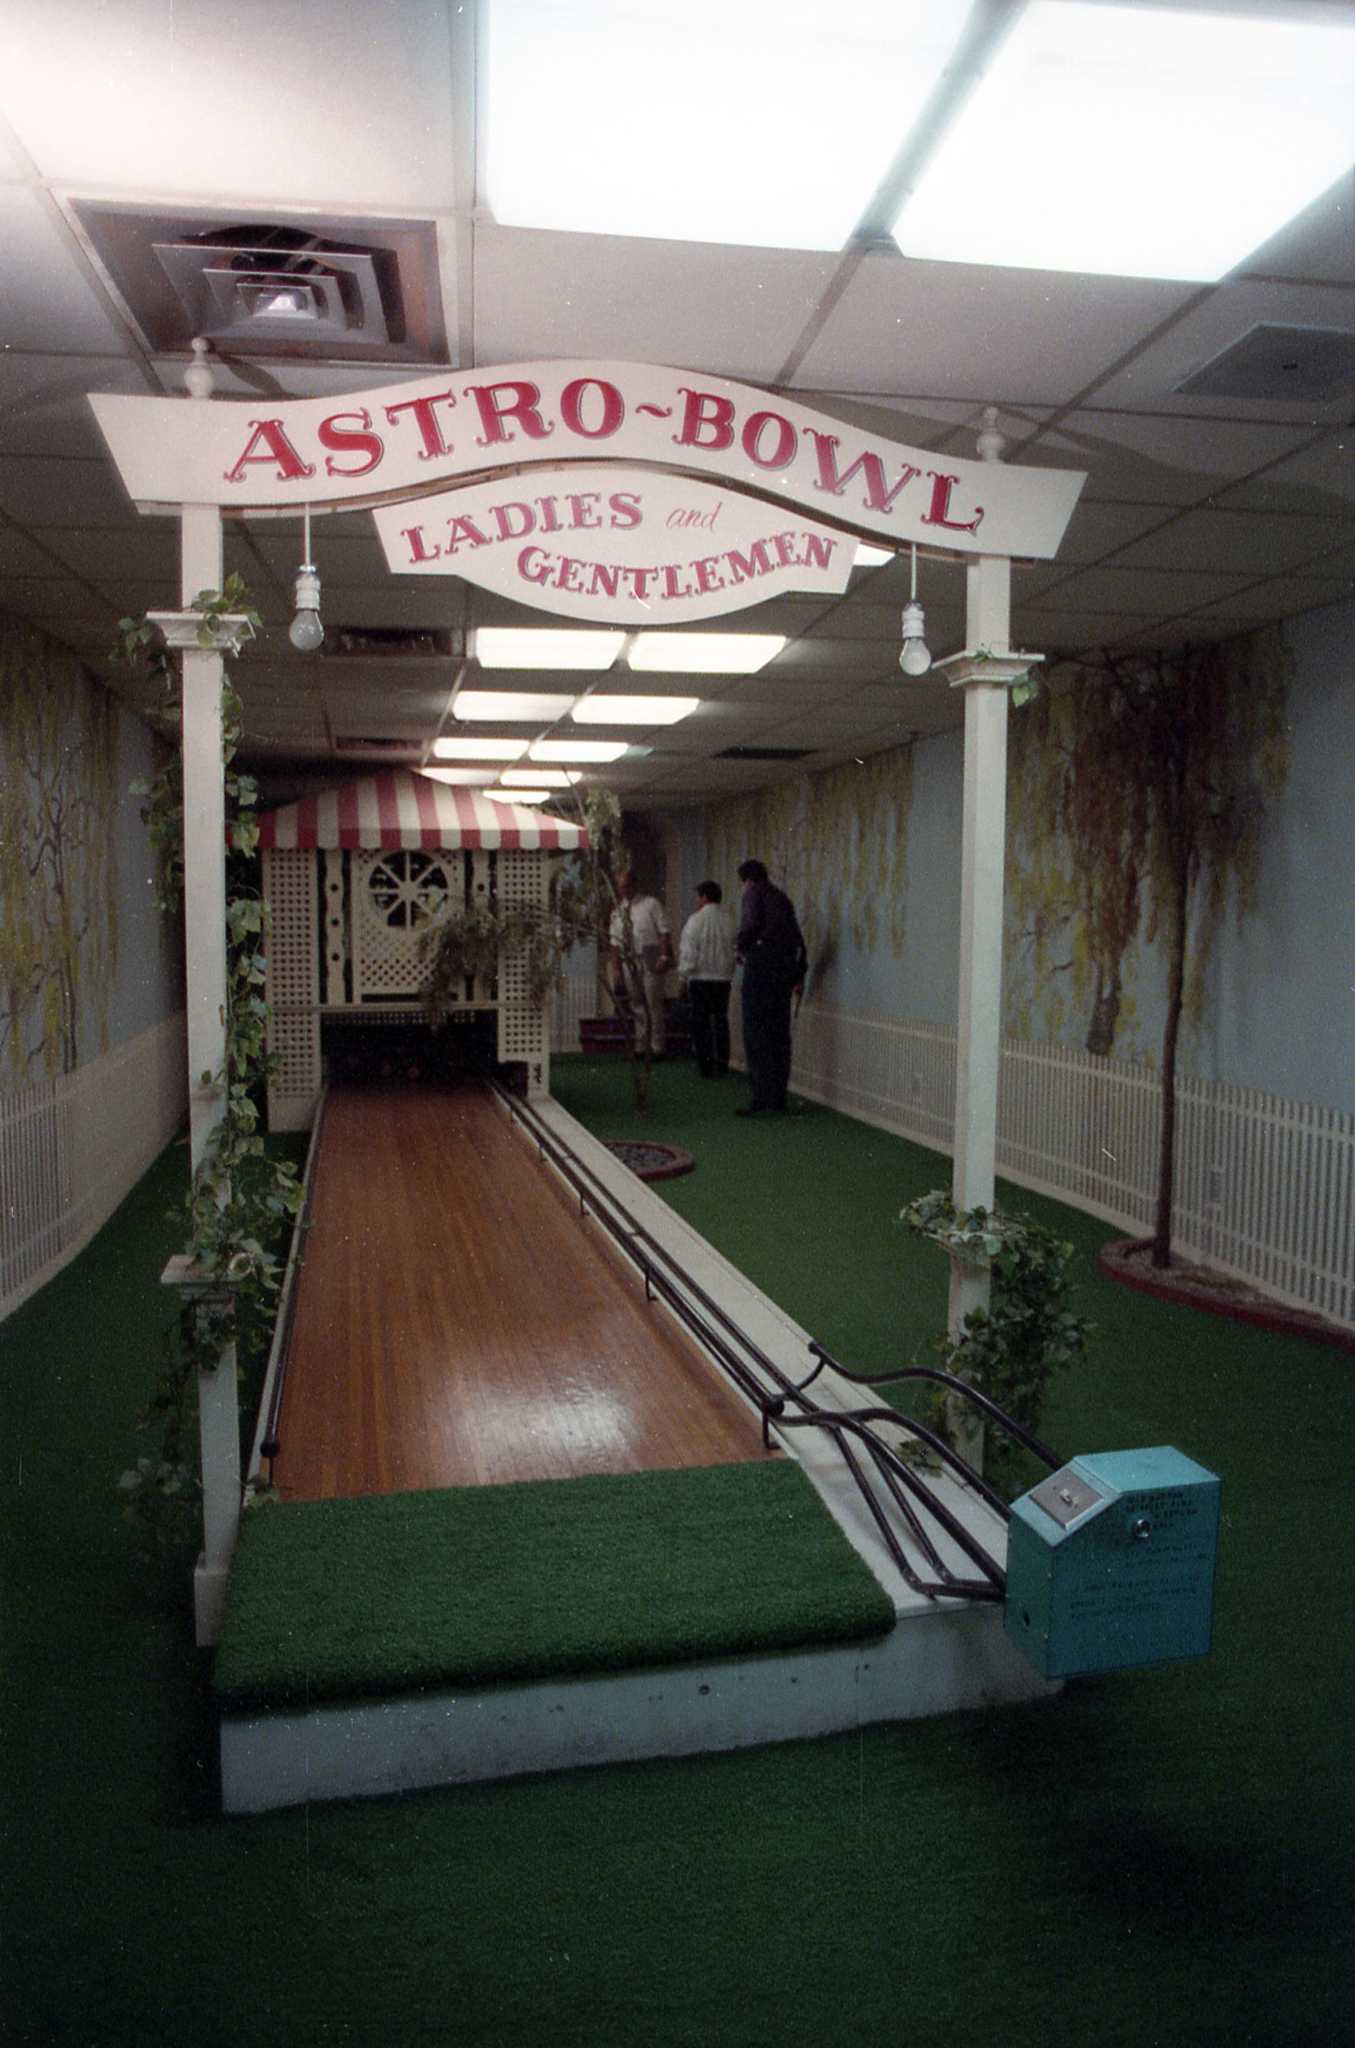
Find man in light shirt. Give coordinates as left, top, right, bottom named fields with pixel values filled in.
left=677, top=880, right=736, bottom=1077
left=608, top=869, right=673, bottom=1057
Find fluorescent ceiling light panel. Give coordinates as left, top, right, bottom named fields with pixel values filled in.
left=486, top=0, right=972, bottom=251
left=854, top=542, right=894, bottom=567
left=487, top=788, right=550, bottom=805
left=420, top=767, right=495, bottom=786
left=471, top=627, right=625, bottom=670
left=431, top=736, right=529, bottom=761
left=571, top=695, right=701, bottom=726
left=454, top=690, right=576, bottom=722
left=892, top=2, right=1355, bottom=282
left=628, top=634, right=786, bottom=674
left=530, top=740, right=630, bottom=764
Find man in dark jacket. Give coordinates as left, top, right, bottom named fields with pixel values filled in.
left=734, top=859, right=807, bottom=1116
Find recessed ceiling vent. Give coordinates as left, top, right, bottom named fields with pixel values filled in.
left=70, top=201, right=448, bottom=364
left=325, top=627, right=459, bottom=659
left=1175, top=324, right=1355, bottom=403
left=333, top=736, right=421, bottom=754
left=716, top=746, right=811, bottom=761
left=154, top=226, right=399, bottom=349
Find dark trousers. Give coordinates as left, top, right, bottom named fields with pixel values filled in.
left=688, top=979, right=731, bottom=1075
left=741, top=964, right=794, bottom=1110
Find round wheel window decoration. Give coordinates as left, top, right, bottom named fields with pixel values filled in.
left=603, top=1140, right=695, bottom=1182
left=365, top=850, right=452, bottom=930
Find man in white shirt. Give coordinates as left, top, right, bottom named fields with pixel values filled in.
left=677, top=880, right=736, bottom=1077
left=608, top=869, right=673, bottom=1056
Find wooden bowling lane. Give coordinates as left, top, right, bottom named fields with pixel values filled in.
left=273, top=1081, right=774, bottom=1500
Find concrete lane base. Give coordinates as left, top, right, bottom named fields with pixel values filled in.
left=220, top=1597, right=1056, bottom=1814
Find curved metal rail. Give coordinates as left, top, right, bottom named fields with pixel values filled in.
left=493, top=1081, right=1065, bottom=1604
left=247, top=1088, right=328, bottom=1490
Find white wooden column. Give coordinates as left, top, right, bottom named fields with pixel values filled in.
left=181, top=505, right=242, bottom=1646
left=179, top=501, right=228, bottom=1175
left=153, top=363, right=245, bottom=1644
left=937, top=560, right=1043, bottom=1346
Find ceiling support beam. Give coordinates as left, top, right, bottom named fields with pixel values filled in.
left=775, top=0, right=1026, bottom=390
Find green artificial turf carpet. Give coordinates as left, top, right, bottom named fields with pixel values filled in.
left=213, top=1459, right=893, bottom=1714
left=6, top=1073, right=1355, bottom=2047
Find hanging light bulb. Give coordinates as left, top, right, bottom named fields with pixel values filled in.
left=898, top=545, right=931, bottom=676
left=289, top=506, right=323, bottom=652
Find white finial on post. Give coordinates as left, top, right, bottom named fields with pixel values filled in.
left=184, top=336, right=216, bottom=402
left=976, top=404, right=1006, bottom=464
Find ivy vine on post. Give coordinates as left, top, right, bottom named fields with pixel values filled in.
left=901, top=1190, right=1090, bottom=1496
left=113, top=577, right=303, bottom=1550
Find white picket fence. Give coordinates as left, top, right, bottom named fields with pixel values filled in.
left=13, top=996, right=1344, bottom=1332
left=555, top=984, right=1353, bottom=1326
left=789, top=1003, right=1354, bottom=1330
left=0, top=1014, right=188, bottom=1321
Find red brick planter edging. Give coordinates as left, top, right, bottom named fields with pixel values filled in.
left=1098, top=1236, right=1355, bottom=1353
left=603, top=1140, right=696, bottom=1184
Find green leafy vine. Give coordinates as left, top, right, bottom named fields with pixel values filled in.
left=421, top=903, right=566, bottom=1016
left=114, top=578, right=302, bottom=1550
left=900, top=1190, right=1090, bottom=1493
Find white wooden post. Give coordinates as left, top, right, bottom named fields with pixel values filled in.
left=156, top=346, right=244, bottom=1645
left=933, top=416, right=1044, bottom=1456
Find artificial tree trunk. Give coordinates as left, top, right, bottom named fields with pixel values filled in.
left=1152, top=847, right=1191, bottom=1269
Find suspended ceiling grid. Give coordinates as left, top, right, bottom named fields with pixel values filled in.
left=0, top=0, right=1351, bottom=812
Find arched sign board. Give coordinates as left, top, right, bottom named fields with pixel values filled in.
left=89, top=360, right=1085, bottom=625
left=372, top=468, right=858, bottom=622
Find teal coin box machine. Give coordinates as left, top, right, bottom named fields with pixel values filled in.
left=1005, top=1446, right=1220, bottom=1680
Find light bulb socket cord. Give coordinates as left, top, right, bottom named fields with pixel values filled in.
left=293, top=564, right=320, bottom=612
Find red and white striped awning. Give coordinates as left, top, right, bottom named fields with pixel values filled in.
left=255, top=771, right=588, bottom=852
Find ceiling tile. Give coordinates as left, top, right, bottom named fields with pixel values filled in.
left=1087, top=277, right=1355, bottom=418
left=474, top=226, right=836, bottom=380
left=1108, top=507, right=1351, bottom=579
left=1042, top=496, right=1185, bottom=566
left=0, top=574, right=110, bottom=618
left=1025, top=409, right=1320, bottom=499
left=0, top=454, right=152, bottom=527
left=0, top=1, right=460, bottom=209
left=0, top=188, right=129, bottom=352
left=1240, top=169, right=1355, bottom=288
left=1021, top=564, right=1257, bottom=615
left=1215, top=435, right=1355, bottom=510
left=37, top=526, right=178, bottom=580
left=0, top=524, right=77, bottom=575
left=796, top=248, right=1197, bottom=402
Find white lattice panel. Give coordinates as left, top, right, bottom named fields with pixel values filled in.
left=352, top=848, right=457, bottom=1000
left=496, top=851, right=550, bottom=1093
left=263, top=848, right=321, bottom=1128
left=264, top=850, right=318, bottom=1007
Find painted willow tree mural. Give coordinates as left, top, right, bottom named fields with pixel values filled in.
left=1007, top=629, right=1291, bottom=1265
left=0, top=619, right=120, bottom=1082
left=705, top=746, right=914, bottom=996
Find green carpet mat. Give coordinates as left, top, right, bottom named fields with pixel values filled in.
left=212, top=1458, right=894, bottom=1714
